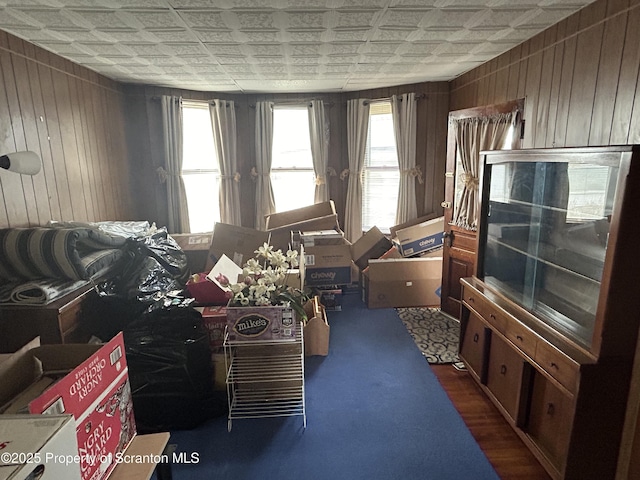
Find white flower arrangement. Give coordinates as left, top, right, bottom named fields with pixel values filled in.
left=216, top=243, right=308, bottom=320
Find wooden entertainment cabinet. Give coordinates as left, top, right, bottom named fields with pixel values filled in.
left=0, top=283, right=97, bottom=353
left=458, top=146, right=640, bottom=480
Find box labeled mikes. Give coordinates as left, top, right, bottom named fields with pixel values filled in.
left=226, top=305, right=297, bottom=342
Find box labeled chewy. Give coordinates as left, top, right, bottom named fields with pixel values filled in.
left=392, top=216, right=444, bottom=257
left=304, top=244, right=352, bottom=287
left=0, top=334, right=136, bottom=480
left=0, top=414, right=82, bottom=480
left=226, top=305, right=297, bottom=342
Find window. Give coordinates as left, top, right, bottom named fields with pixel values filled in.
left=271, top=107, right=315, bottom=212
left=362, top=101, right=399, bottom=232
left=181, top=101, right=220, bottom=233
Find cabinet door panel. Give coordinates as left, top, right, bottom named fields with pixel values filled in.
left=460, top=311, right=488, bottom=382
left=527, top=372, right=573, bottom=472
left=487, top=334, right=525, bottom=422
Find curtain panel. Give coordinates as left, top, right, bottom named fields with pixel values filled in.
left=344, top=99, right=370, bottom=242
left=210, top=100, right=241, bottom=226
left=391, top=93, right=418, bottom=225
left=254, top=101, right=276, bottom=230
left=308, top=100, right=330, bottom=203
left=160, top=95, right=190, bottom=233
left=453, top=111, right=519, bottom=230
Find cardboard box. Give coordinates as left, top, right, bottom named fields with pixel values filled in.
left=304, top=244, right=353, bottom=287
left=316, top=288, right=342, bottom=311
left=0, top=334, right=136, bottom=480
left=303, top=297, right=329, bottom=357
left=205, top=223, right=270, bottom=270
left=226, top=305, right=297, bottom=342
left=266, top=201, right=341, bottom=251
left=171, top=233, right=213, bottom=274
left=364, top=255, right=442, bottom=309
left=392, top=216, right=445, bottom=257
left=0, top=414, right=82, bottom=480
left=197, top=305, right=228, bottom=353
left=351, top=226, right=393, bottom=270
left=300, top=229, right=345, bottom=247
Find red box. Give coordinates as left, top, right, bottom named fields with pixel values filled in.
left=27, top=333, right=136, bottom=480
left=186, top=273, right=232, bottom=305
left=200, top=305, right=228, bottom=353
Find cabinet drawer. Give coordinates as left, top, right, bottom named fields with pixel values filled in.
left=527, top=372, right=573, bottom=472
left=486, top=334, right=526, bottom=422
left=535, top=341, right=579, bottom=393
left=460, top=311, right=489, bottom=382
left=504, top=319, right=538, bottom=358
left=462, top=288, right=507, bottom=332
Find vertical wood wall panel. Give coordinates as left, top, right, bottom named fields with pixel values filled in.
left=450, top=0, right=640, bottom=150
left=0, top=31, right=134, bottom=228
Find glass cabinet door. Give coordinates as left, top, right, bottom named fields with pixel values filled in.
left=481, top=158, right=619, bottom=348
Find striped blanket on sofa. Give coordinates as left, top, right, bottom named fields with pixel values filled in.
left=0, top=227, right=127, bottom=281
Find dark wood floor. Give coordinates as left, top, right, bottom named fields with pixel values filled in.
left=430, top=364, right=551, bottom=480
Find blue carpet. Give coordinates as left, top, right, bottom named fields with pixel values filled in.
left=168, top=294, right=499, bottom=480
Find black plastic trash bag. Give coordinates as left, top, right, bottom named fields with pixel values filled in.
left=123, top=306, right=226, bottom=433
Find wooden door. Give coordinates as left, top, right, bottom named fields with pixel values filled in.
left=440, top=99, right=524, bottom=317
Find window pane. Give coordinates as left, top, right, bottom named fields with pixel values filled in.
left=182, top=105, right=218, bottom=171
left=362, top=102, right=399, bottom=232
left=362, top=169, right=399, bottom=232
left=271, top=171, right=315, bottom=213
left=272, top=108, right=313, bottom=169
left=182, top=173, right=220, bottom=233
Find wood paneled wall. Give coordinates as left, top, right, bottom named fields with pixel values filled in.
left=0, top=31, right=134, bottom=228
left=124, top=81, right=449, bottom=231
left=450, top=0, right=640, bottom=149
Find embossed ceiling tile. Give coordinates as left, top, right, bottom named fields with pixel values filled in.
left=291, top=56, right=322, bottom=64
left=221, top=64, right=254, bottom=73
left=334, top=10, right=378, bottom=28
left=285, top=29, right=326, bottom=42
left=420, top=8, right=485, bottom=29
left=449, top=28, right=505, bottom=41
left=354, top=63, right=381, bottom=73
left=324, top=64, right=351, bottom=73
left=472, top=8, right=538, bottom=29
left=339, top=0, right=390, bottom=7
left=380, top=9, right=430, bottom=28
left=284, top=11, right=327, bottom=29
left=193, top=29, right=236, bottom=43
left=241, top=30, right=281, bottom=42
left=249, top=44, right=283, bottom=56
left=78, top=42, right=134, bottom=55
left=160, top=43, right=208, bottom=56
left=98, top=29, right=155, bottom=42
left=141, top=56, right=186, bottom=65
left=204, top=43, right=244, bottom=56
left=145, top=28, right=199, bottom=42
left=4, top=27, right=75, bottom=42
left=328, top=42, right=361, bottom=55
left=122, top=42, right=165, bottom=56
left=496, top=26, right=543, bottom=41
left=370, top=28, right=415, bottom=41
left=124, top=10, right=183, bottom=29
left=255, top=64, right=287, bottom=73
left=12, top=7, right=87, bottom=29
left=434, top=41, right=481, bottom=55
left=252, top=56, right=286, bottom=64
left=331, top=29, right=368, bottom=41
left=402, top=42, right=440, bottom=55
left=177, top=10, right=226, bottom=28
left=191, top=65, right=226, bottom=73
left=361, top=42, right=402, bottom=54
left=234, top=11, right=278, bottom=29
left=411, top=27, right=461, bottom=41
left=160, top=65, right=194, bottom=74
left=290, top=65, right=320, bottom=74
left=326, top=54, right=359, bottom=62
left=290, top=43, right=323, bottom=55
left=37, top=41, right=90, bottom=55
left=68, top=9, right=131, bottom=29
left=473, top=41, right=508, bottom=54
left=522, top=7, right=583, bottom=27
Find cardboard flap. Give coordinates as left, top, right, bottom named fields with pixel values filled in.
left=265, top=201, right=337, bottom=230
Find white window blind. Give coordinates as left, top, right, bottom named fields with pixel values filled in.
left=271, top=107, right=315, bottom=212
left=362, top=101, right=399, bottom=233
left=181, top=101, right=220, bottom=233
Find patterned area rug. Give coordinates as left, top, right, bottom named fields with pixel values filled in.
left=396, top=307, right=460, bottom=364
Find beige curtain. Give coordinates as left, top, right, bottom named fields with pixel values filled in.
left=453, top=111, right=520, bottom=230
left=160, top=95, right=190, bottom=233
left=254, top=101, right=275, bottom=230
left=308, top=100, right=330, bottom=203
left=344, top=99, right=370, bottom=242
left=391, top=93, right=418, bottom=224
left=209, top=99, right=241, bottom=226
